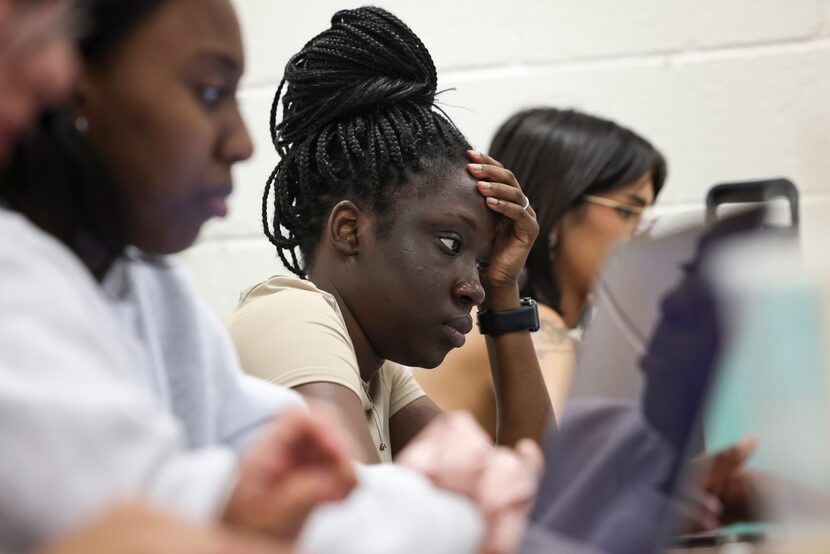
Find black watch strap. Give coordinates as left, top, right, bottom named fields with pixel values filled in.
left=477, top=297, right=540, bottom=337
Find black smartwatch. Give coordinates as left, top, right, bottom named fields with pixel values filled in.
left=477, top=297, right=540, bottom=337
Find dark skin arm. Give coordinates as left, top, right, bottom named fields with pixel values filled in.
left=467, top=150, right=554, bottom=447
left=484, top=288, right=555, bottom=447
left=296, top=384, right=443, bottom=461
left=389, top=395, right=443, bottom=454
left=293, top=383, right=381, bottom=464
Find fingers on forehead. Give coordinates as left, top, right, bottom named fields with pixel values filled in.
left=479, top=165, right=519, bottom=187
left=478, top=152, right=504, bottom=168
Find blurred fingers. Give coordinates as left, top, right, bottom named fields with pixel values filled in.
left=253, top=469, right=354, bottom=540
left=514, top=438, right=544, bottom=477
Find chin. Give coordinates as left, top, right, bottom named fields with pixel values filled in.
left=405, top=346, right=449, bottom=370
left=135, top=226, right=202, bottom=255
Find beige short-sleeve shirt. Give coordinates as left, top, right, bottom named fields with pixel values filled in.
left=225, top=275, right=426, bottom=462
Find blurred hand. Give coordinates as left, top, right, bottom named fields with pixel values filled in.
left=698, top=436, right=759, bottom=524
left=396, top=412, right=543, bottom=554
left=37, top=501, right=293, bottom=554
left=681, top=436, right=759, bottom=532
left=476, top=439, right=543, bottom=554
left=223, top=408, right=357, bottom=540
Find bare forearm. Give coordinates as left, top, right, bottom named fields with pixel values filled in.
left=484, top=285, right=554, bottom=446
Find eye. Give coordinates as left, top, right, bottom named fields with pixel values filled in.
left=196, top=85, right=227, bottom=109
left=614, top=207, right=638, bottom=221
left=476, top=260, right=489, bottom=273
left=438, top=237, right=462, bottom=255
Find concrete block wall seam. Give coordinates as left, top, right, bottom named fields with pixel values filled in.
left=233, top=0, right=822, bottom=86
left=189, top=194, right=830, bottom=314
left=211, top=40, right=830, bottom=243
left=186, top=1, right=830, bottom=313
left=431, top=34, right=830, bottom=84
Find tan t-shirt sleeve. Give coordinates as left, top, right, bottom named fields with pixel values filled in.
left=226, top=288, right=366, bottom=406
left=386, top=363, right=427, bottom=417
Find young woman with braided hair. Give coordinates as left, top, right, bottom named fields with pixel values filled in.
left=226, top=6, right=553, bottom=464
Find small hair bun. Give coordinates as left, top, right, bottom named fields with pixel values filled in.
left=276, top=6, right=439, bottom=144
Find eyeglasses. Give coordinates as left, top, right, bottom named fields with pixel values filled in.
left=582, top=194, right=657, bottom=236
left=582, top=194, right=645, bottom=220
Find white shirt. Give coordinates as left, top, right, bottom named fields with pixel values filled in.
left=0, top=208, right=270, bottom=552
left=100, top=250, right=303, bottom=452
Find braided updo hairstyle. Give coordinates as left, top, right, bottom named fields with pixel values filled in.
left=262, top=6, right=471, bottom=277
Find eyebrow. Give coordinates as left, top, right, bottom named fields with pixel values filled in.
left=193, top=49, right=242, bottom=77
left=624, top=194, right=648, bottom=208
left=457, top=212, right=478, bottom=231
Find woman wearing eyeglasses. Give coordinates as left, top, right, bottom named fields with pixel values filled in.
left=415, top=108, right=666, bottom=430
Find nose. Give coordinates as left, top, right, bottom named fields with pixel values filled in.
left=220, top=104, right=254, bottom=165
left=453, top=269, right=486, bottom=308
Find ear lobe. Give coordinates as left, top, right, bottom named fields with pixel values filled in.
left=549, top=219, right=564, bottom=242
left=71, top=66, right=97, bottom=121
left=327, top=200, right=363, bottom=257
left=557, top=206, right=581, bottom=235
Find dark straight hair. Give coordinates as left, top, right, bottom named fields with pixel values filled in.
left=490, top=108, right=667, bottom=311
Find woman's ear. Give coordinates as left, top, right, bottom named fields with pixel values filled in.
left=327, top=200, right=364, bottom=257
left=71, top=66, right=95, bottom=128
left=548, top=218, right=565, bottom=248
left=556, top=204, right=585, bottom=241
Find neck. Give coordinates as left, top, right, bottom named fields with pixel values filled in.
left=553, top=265, right=586, bottom=328
left=7, top=192, right=121, bottom=282
left=74, top=227, right=120, bottom=282
left=307, top=267, right=385, bottom=382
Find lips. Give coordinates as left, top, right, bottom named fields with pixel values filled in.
left=442, top=314, right=474, bottom=348
left=201, top=185, right=232, bottom=218
left=207, top=194, right=229, bottom=218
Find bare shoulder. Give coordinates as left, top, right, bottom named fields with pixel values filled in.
left=532, top=304, right=577, bottom=420
left=532, top=303, right=575, bottom=358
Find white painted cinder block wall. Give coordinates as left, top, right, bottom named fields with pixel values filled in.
left=183, top=0, right=830, bottom=314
